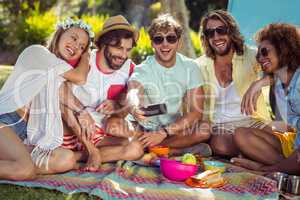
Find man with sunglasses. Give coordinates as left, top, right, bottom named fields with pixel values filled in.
left=195, top=10, right=271, bottom=157
left=125, top=14, right=211, bottom=156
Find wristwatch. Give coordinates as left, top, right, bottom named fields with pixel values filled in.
left=162, top=127, right=171, bottom=137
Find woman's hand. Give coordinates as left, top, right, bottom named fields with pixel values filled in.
left=63, top=49, right=90, bottom=85
left=79, top=48, right=90, bottom=66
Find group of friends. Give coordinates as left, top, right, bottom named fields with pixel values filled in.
left=0, top=10, right=299, bottom=181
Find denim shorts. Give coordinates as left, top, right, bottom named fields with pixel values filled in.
left=0, top=111, right=27, bottom=141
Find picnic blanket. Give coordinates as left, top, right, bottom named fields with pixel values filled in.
left=0, top=160, right=278, bottom=200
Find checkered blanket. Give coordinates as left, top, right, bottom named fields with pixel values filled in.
left=0, top=161, right=279, bottom=200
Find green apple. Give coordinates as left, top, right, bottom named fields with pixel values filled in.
left=142, top=152, right=157, bottom=164
left=182, top=153, right=197, bottom=165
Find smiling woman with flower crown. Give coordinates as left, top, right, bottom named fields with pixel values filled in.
left=0, top=18, right=94, bottom=180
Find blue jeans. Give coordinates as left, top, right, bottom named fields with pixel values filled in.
left=0, top=111, right=27, bottom=141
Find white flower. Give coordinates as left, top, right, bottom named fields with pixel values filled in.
left=56, top=18, right=94, bottom=38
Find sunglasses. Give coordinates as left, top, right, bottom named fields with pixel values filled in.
left=152, top=35, right=178, bottom=45
left=204, top=26, right=228, bottom=38
left=256, top=47, right=269, bottom=60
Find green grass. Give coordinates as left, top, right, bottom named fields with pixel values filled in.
left=0, top=66, right=99, bottom=199
left=0, top=184, right=99, bottom=200
left=0, top=65, right=12, bottom=89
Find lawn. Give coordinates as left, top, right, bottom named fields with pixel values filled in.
left=0, top=65, right=12, bottom=89
left=0, top=184, right=98, bottom=200
left=0, top=66, right=98, bottom=199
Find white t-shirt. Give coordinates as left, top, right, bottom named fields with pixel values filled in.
left=213, top=81, right=249, bottom=123
left=72, top=49, right=135, bottom=125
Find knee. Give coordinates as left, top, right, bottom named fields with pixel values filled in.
left=10, top=161, right=36, bottom=181
left=200, top=129, right=211, bottom=141
left=233, top=127, right=248, bottom=147
left=51, top=149, right=76, bottom=173
left=123, top=140, right=144, bottom=160
left=209, top=136, right=236, bottom=157
left=60, top=150, right=77, bottom=171
left=210, top=141, right=227, bottom=156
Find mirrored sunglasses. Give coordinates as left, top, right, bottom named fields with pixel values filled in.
left=204, top=26, right=228, bottom=38
left=152, top=35, right=178, bottom=45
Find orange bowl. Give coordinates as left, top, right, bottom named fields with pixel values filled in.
left=149, top=146, right=170, bottom=156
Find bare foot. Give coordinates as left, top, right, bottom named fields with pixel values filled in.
left=230, top=157, right=265, bottom=171
left=84, top=148, right=102, bottom=172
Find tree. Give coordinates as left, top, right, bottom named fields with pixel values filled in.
left=125, top=0, right=155, bottom=28
left=0, top=0, right=57, bottom=17
left=160, top=0, right=196, bottom=58
left=185, top=0, right=228, bottom=31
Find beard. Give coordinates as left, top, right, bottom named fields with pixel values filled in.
left=104, top=47, right=126, bottom=70
left=155, top=50, right=176, bottom=66
left=213, top=41, right=232, bottom=56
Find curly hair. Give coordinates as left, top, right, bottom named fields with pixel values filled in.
left=200, top=10, right=244, bottom=59
left=148, top=13, right=183, bottom=40
left=255, top=23, right=300, bottom=71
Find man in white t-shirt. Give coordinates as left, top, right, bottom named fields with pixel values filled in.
left=60, top=15, right=143, bottom=171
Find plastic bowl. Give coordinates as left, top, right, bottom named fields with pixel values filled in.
left=149, top=146, right=170, bottom=157
left=160, top=158, right=198, bottom=181
left=203, top=160, right=226, bottom=173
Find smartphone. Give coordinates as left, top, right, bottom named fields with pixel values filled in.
left=140, top=103, right=167, bottom=116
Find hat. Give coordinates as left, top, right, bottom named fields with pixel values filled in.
left=95, top=15, right=139, bottom=43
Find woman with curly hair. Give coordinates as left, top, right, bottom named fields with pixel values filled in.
left=231, top=23, right=300, bottom=174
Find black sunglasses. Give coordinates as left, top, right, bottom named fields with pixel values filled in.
left=152, top=35, right=178, bottom=45
left=204, top=26, right=228, bottom=38
left=256, top=47, right=269, bottom=60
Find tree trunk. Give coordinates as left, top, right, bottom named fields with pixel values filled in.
left=160, top=0, right=196, bottom=58
left=126, top=0, right=153, bottom=28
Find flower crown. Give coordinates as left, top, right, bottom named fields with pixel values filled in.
left=56, top=18, right=95, bottom=38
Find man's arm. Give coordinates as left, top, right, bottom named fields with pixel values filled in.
left=59, top=82, right=95, bottom=139
left=137, top=86, right=205, bottom=147
left=241, top=75, right=274, bottom=115
left=126, top=80, right=147, bottom=121
left=163, top=86, right=205, bottom=135
left=60, top=82, right=86, bottom=113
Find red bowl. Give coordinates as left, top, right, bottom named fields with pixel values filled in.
left=160, top=158, right=198, bottom=181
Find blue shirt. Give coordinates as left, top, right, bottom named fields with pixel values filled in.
left=129, top=53, right=204, bottom=130
left=275, top=68, right=300, bottom=148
